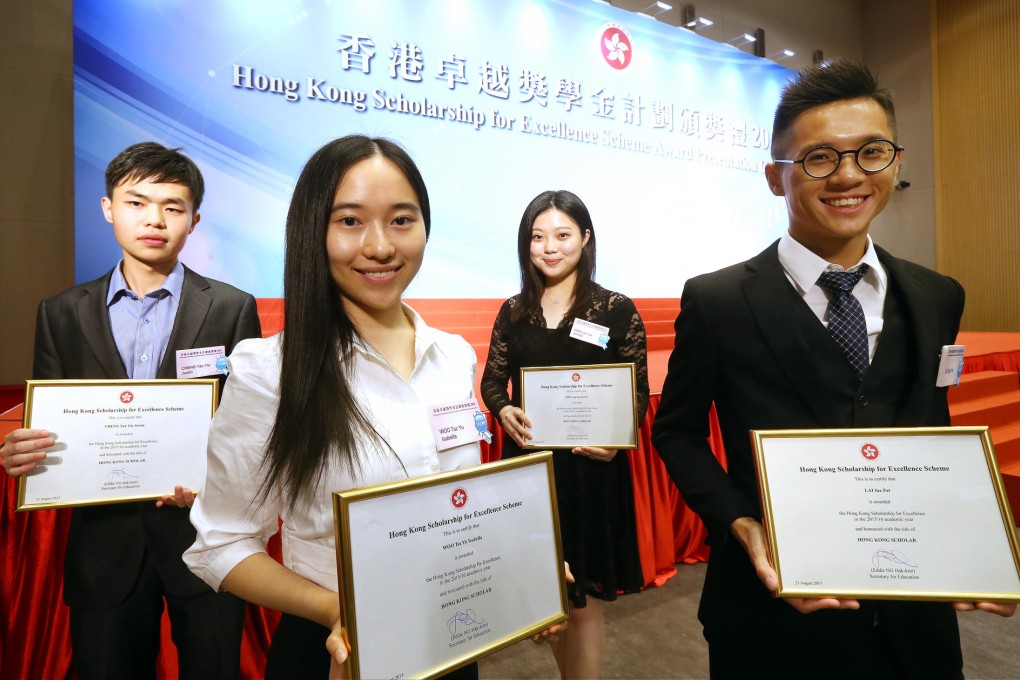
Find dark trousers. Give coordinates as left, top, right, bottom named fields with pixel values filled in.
left=700, top=537, right=963, bottom=680
left=70, top=549, right=244, bottom=680
left=705, top=604, right=900, bottom=680
left=267, top=613, right=480, bottom=680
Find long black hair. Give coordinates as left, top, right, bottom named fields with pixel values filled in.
left=512, top=190, right=597, bottom=324
left=258, top=135, right=430, bottom=507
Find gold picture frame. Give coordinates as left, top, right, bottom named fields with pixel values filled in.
left=519, top=363, right=639, bottom=450
left=751, top=426, right=1020, bottom=602
left=19, top=379, right=218, bottom=510
left=332, top=452, right=568, bottom=679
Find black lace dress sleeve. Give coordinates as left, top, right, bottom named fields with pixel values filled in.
left=479, top=298, right=514, bottom=418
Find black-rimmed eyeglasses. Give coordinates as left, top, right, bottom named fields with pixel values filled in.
left=773, top=139, right=903, bottom=179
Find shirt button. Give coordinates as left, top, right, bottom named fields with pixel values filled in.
left=857, top=394, right=869, bottom=407
left=143, top=318, right=150, bottom=325
left=140, top=354, right=149, bottom=362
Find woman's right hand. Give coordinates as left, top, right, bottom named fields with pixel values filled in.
left=498, top=406, right=533, bottom=448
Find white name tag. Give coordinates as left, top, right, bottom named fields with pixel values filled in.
left=429, top=399, right=491, bottom=451
left=569, top=318, right=610, bottom=349
left=176, top=346, right=228, bottom=379
left=936, top=344, right=965, bottom=387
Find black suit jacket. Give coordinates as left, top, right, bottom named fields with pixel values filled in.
left=651, top=241, right=965, bottom=678
left=33, top=265, right=261, bottom=608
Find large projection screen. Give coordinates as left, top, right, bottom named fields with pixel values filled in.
left=73, top=0, right=794, bottom=299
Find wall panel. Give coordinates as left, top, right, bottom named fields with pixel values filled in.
left=933, top=0, right=1020, bottom=331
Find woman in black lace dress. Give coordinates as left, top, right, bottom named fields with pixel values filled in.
left=480, top=190, right=649, bottom=679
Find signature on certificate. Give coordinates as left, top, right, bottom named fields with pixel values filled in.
left=107, top=469, right=139, bottom=482
left=872, top=549, right=918, bottom=568
left=447, top=609, right=485, bottom=635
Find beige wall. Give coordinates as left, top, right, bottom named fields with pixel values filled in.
left=0, top=0, right=946, bottom=384
left=0, top=0, right=74, bottom=384
left=933, top=0, right=1020, bottom=331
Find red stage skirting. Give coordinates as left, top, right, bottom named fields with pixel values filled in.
left=2, top=296, right=1017, bottom=679
left=957, top=331, right=1020, bottom=374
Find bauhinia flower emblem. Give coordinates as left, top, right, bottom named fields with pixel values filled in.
left=599, top=26, right=632, bottom=70
left=605, top=32, right=629, bottom=65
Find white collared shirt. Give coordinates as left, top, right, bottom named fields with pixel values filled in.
left=777, top=232, right=888, bottom=361
left=184, top=305, right=481, bottom=592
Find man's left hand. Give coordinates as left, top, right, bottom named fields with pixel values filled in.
left=953, top=601, right=1017, bottom=617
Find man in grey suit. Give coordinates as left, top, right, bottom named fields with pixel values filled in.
left=1, top=142, right=260, bottom=678
left=651, top=60, right=1015, bottom=679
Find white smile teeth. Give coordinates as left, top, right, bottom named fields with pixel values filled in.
left=362, top=270, right=396, bottom=278
left=824, top=197, right=864, bottom=207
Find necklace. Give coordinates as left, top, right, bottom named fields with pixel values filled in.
left=545, top=290, right=567, bottom=306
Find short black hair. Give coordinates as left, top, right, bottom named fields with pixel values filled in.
left=772, top=59, right=896, bottom=158
left=104, top=142, right=206, bottom=210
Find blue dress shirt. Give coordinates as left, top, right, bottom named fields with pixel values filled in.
left=106, top=261, right=184, bottom=379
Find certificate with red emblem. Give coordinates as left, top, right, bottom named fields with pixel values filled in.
left=520, top=363, right=638, bottom=450
left=332, top=452, right=567, bottom=680
left=18, top=379, right=218, bottom=510
left=752, top=427, right=1020, bottom=602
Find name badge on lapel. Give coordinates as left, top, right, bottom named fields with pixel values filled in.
left=176, top=346, right=227, bottom=379
left=936, top=344, right=965, bottom=387
left=430, top=399, right=492, bottom=451
left=570, top=318, right=610, bottom=350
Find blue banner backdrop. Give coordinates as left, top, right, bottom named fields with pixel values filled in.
left=74, top=0, right=793, bottom=298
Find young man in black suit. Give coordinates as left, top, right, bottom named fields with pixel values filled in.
left=1, top=142, right=261, bottom=678
left=651, top=60, right=1015, bottom=679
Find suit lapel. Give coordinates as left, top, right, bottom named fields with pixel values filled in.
left=741, top=243, right=842, bottom=425
left=876, top=247, right=939, bottom=423
left=157, top=266, right=212, bottom=379
left=77, top=272, right=129, bottom=379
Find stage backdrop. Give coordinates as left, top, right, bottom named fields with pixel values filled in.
left=73, top=0, right=793, bottom=298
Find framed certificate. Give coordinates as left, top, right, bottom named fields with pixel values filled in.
left=519, top=363, right=638, bottom=449
left=332, top=452, right=568, bottom=680
left=18, top=379, right=218, bottom=510
left=752, top=427, right=1020, bottom=602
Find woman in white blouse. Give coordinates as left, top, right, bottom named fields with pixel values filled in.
left=184, top=136, right=537, bottom=678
